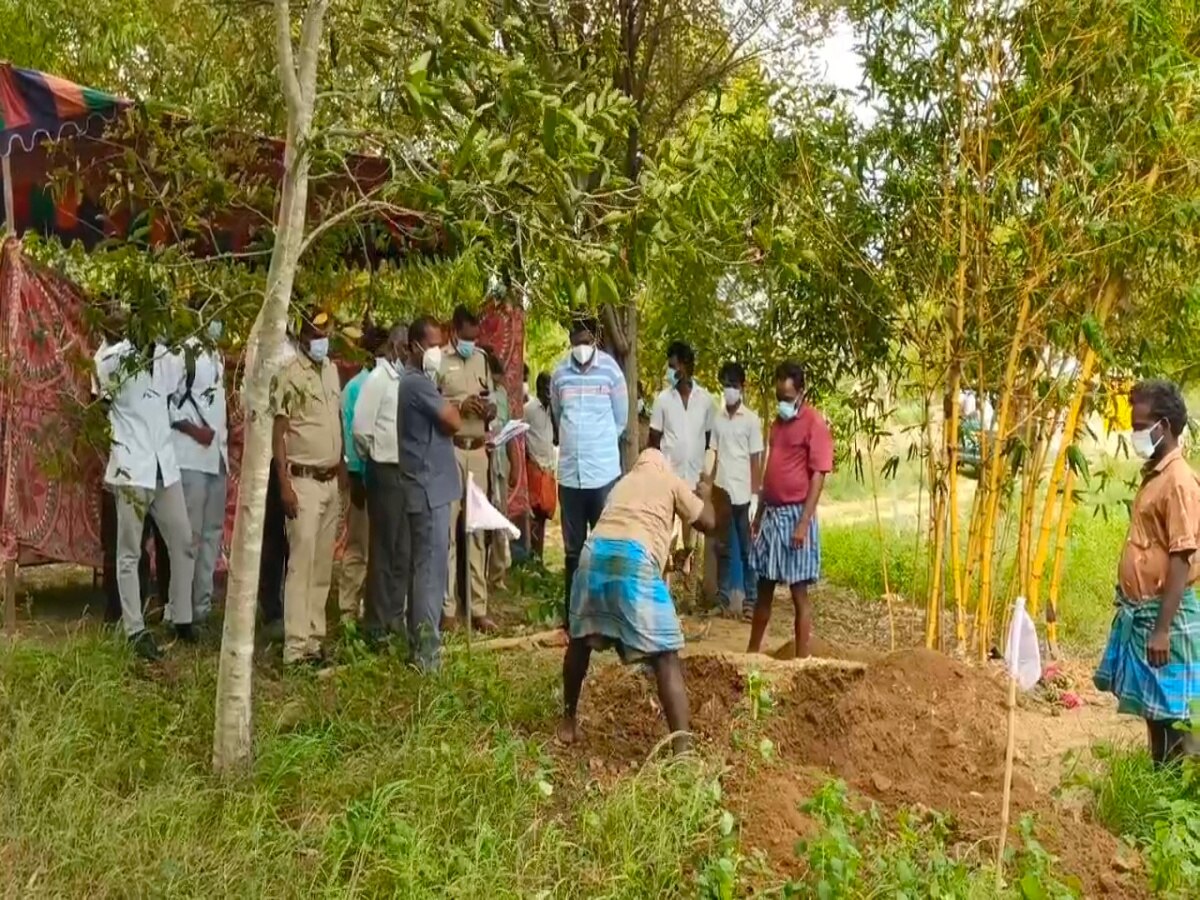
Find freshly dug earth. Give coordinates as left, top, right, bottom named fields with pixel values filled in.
left=564, top=648, right=1144, bottom=896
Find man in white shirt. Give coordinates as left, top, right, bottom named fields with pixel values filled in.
left=523, top=371, right=557, bottom=560
left=352, top=323, right=409, bottom=642
left=649, top=341, right=715, bottom=570
left=168, top=323, right=229, bottom=626
left=710, top=361, right=764, bottom=615
left=94, top=335, right=198, bottom=660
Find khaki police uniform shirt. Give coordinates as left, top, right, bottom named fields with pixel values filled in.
left=271, top=355, right=343, bottom=468
left=438, top=346, right=493, bottom=440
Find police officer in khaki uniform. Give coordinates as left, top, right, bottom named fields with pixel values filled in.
left=271, top=311, right=347, bottom=666
left=438, top=305, right=498, bottom=632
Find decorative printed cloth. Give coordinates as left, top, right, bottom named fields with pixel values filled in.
left=1094, top=587, right=1200, bottom=721
left=752, top=503, right=821, bottom=586
left=0, top=240, right=358, bottom=572
left=478, top=296, right=528, bottom=519
left=569, top=536, right=683, bottom=661
left=0, top=239, right=105, bottom=566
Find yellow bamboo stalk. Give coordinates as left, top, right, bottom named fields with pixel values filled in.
left=1045, top=467, right=1077, bottom=658
left=926, top=486, right=947, bottom=649
left=1027, top=278, right=1119, bottom=619
left=975, top=284, right=1033, bottom=659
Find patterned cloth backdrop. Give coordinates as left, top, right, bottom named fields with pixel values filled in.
left=478, top=296, right=529, bottom=519
left=0, top=241, right=362, bottom=571
left=0, top=239, right=105, bottom=566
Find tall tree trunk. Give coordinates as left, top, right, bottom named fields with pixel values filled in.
left=212, top=0, right=329, bottom=774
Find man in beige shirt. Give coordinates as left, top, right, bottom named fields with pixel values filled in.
left=438, top=305, right=497, bottom=632
left=558, top=448, right=724, bottom=754
left=271, top=313, right=347, bottom=666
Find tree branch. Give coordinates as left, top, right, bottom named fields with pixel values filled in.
left=273, top=0, right=302, bottom=119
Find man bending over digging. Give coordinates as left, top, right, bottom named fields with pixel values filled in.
left=558, top=448, right=724, bottom=754
left=1095, top=379, right=1200, bottom=764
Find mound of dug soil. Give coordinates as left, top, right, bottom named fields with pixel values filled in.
left=770, top=647, right=1019, bottom=823
left=756, top=648, right=1142, bottom=897
left=564, top=648, right=1141, bottom=895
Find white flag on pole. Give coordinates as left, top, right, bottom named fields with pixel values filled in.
left=1004, top=596, right=1042, bottom=690
left=465, top=474, right=521, bottom=538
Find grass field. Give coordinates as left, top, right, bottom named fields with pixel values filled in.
left=1, top=637, right=734, bottom=897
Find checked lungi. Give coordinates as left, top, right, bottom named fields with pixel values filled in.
left=753, top=503, right=820, bottom=586
left=1094, top=587, right=1200, bottom=721
left=569, top=537, right=683, bottom=661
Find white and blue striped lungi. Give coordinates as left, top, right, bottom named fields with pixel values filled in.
left=753, top=503, right=820, bottom=586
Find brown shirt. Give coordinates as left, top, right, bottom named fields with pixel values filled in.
left=271, top=355, right=343, bottom=468
left=592, top=449, right=706, bottom=573
left=1118, top=448, right=1200, bottom=601
left=438, top=346, right=493, bottom=439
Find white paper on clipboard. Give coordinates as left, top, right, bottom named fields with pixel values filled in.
left=487, top=419, right=530, bottom=449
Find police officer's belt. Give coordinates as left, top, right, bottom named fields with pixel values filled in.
left=453, top=436, right=486, bottom=451
left=289, top=463, right=339, bottom=482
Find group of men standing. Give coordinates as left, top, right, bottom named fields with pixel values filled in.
left=95, top=303, right=518, bottom=670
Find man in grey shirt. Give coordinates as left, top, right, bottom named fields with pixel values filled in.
left=397, top=316, right=463, bottom=670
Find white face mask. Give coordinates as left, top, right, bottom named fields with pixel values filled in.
left=571, top=343, right=595, bottom=366
left=1131, top=421, right=1164, bottom=460
left=421, top=345, right=443, bottom=379
left=305, top=337, right=329, bottom=363
left=723, top=387, right=742, bottom=407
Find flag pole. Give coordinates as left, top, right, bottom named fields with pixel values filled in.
left=995, top=617, right=1021, bottom=888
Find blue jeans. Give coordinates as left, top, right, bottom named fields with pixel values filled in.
left=718, top=503, right=756, bottom=611
left=560, top=479, right=617, bottom=628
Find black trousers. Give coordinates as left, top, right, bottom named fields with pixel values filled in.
left=257, top=465, right=288, bottom=624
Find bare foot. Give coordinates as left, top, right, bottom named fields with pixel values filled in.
left=556, top=717, right=582, bottom=745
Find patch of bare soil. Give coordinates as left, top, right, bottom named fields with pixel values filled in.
left=560, top=647, right=1145, bottom=896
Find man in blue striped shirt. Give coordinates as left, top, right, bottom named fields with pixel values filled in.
left=551, top=318, right=628, bottom=629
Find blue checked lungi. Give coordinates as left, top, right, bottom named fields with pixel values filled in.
left=753, top=503, right=820, bottom=585
left=1094, top=587, right=1200, bottom=721
left=569, top=537, right=683, bottom=661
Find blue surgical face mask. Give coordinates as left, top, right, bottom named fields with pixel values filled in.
left=666, top=366, right=679, bottom=388
left=207, top=320, right=224, bottom=341
left=305, top=337, right=329, bottom=363
left=456, top=339, right=475, bottom=359
left=777, top=398, right=798, bottom=421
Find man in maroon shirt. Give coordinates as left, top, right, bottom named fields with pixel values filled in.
left=747, top=361, right=834, bottom=657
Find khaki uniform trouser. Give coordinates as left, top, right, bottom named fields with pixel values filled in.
left=488, top=472, right=511, bottom=587
left=284, top=475, right=341, bottom=663
left=338, top=487, right=369, bottom=619
left=445, top=445, right=489, bottom=619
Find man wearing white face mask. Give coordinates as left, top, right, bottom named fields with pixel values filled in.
left=709, top=361, right=763, bottom=617
left=747, top=361, right=833, bottom=658
left=1095, top=379, right=1200, bottom=764
left=270, top=311, right=347, bottom=666
left=168, top=316, right=229, bottom=626
left=551, top=317, right=628, bottom=632
left=397, top=316, right=463, bottom=670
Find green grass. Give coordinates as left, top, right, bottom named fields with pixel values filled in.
left=0, top=634, right=728, bottom=898
left=1082, top=743, right=1200, bottom=896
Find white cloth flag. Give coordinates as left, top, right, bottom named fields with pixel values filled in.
left=465, top=474, right=521, bottom=538
left=1005, top=596, right=1042, bottom=690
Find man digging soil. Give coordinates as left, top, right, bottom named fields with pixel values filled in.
left=558, top=448, right=725, bottom=754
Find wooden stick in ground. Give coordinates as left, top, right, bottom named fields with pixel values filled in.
left=3, top=560, right=15, bottom=636
left=995, top=671, right=1019, bottom=889
left=469, top=629, right=567, bottom=653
